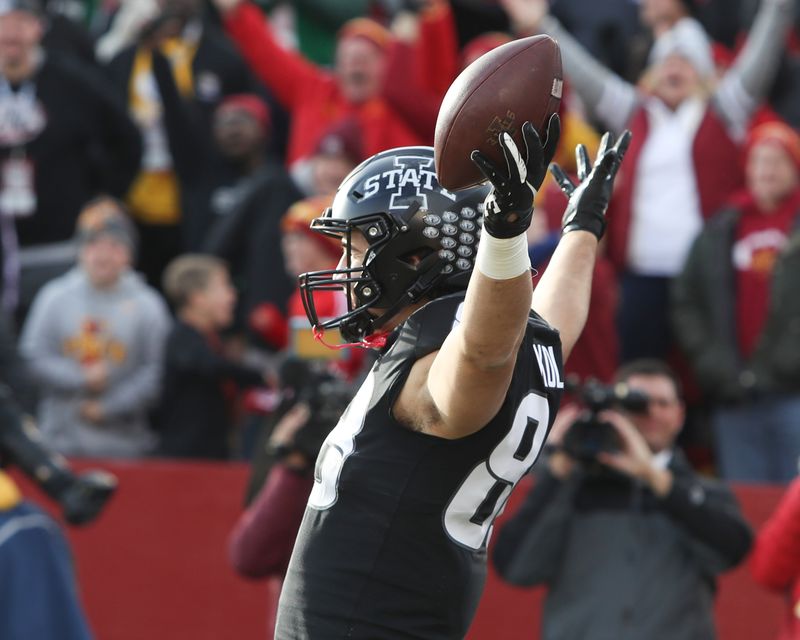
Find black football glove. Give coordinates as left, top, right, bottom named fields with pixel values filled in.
left=550, top=129, right=631, bottom=239
left=60, top=470, right=117, bottom=526
left=470, top=114, right=561, bottom=239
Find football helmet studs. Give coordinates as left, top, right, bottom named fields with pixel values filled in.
left=299, top=147, right=491, bottom=344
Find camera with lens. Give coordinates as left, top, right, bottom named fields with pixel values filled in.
left=561, top=378, right=650, bottom=463
left=275, top=358, right=354, bottom=461
left=293, top=373, right=353, bottom=455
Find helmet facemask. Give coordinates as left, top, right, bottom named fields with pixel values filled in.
left=297, top=147, right=490, bottom=346
left=299, top=205, right=448, bottom=344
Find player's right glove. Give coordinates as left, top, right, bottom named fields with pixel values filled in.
left=550, top=130, right=631, bottom=239
left=470, top=114, right=560, bottom=238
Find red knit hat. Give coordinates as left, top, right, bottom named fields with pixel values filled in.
left=746, top=121, right=800, bottom=170
left=216, top=94, right=271, bottom=133
left=313, top=117, right=365, bottom=165
left=338, top=17, right=392, bottom=52
left=281, top=195, right=341, bottom=259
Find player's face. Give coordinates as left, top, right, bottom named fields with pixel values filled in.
left=0, top=11, right=42, bottom=67
left=621, top=374, right=684, bottom=453
left=333, top=230, right=385, bottom=317
left=334, top=229, right=367, bottom=302
left=80, top=236, right=132, bottom=289
left=653, top=54, right=701, bottom=109
left=335, top=36, right=387, bottom=104
left=746, top=140, right=800, bottom=208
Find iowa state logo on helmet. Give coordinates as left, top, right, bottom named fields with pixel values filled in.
left=358, top=155, right=458, bottom=210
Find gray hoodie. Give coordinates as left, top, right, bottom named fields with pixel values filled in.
left=20, top=268, right=170, bottom=458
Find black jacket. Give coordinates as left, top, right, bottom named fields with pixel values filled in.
left=671, top=205, right=800, bottom=402
left=106, top=23, right=258, bottom=132
left=156, top=321, right=263, bottom=460
left=493, top=452, right=752, bottom=640
left=142, top=48, right=300, bottom=318
left=0, top=55, right=141, bottom=248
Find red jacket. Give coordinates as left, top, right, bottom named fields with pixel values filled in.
left=224, top=3, right=424, bottom=165
left=751, top=478, right=800, bottom=640
left=606, top=104, right=744, bottom=270
left=414, top=1, right=459, bottom=99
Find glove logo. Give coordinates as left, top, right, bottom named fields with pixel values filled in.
left=360, top=156, right=457, bottom=209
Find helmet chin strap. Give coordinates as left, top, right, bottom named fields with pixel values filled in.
left=312, top=325, right=389, bottom=350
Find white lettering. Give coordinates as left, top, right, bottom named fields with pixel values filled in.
left=544, top=346, right=564, bottom=389
left=363, top=174, right=380, bottom=199
left=399, top=168, right=420, bottom=188
left=439, top=184, right=458, bottom=202
left=533, top=344, right=564, bottom=389
left=383, top=169, right=402, bottom=189
left=357, top=156, right=460, bottom=208
left=420, top=168, right=437, bottom=191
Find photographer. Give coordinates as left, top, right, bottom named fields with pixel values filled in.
left=492, top=359, right=753, bottom=640
left=227, top=357, right=359, bottom=637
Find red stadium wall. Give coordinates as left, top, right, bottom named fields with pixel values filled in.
left=11, top=462, right=787, bottom=640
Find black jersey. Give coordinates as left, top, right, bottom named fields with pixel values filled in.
left=275, top=293, right=564, bottom=639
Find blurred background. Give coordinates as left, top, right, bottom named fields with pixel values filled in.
left=1, top=0, right=800, bottom=638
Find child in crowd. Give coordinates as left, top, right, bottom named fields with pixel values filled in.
left=20, top=197, right=169, bottom=458
left=158, top=255, right=266, bottom=460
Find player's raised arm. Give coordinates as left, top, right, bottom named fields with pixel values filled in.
left=531, top=132, right=630, bottom=361
left=424, top=117, right=560, bottom=438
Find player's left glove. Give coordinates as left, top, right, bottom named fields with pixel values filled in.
left=550, top=129, right=631, bottom=239
left=470, top=114, right=560, bottom=239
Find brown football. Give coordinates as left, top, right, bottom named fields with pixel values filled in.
left=434, top=35, right=563, bottom=191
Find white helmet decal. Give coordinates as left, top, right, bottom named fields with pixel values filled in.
left=359, top=155, right=457, bottom=210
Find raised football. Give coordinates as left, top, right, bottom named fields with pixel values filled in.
left=434, top=35, right=563, bottom=191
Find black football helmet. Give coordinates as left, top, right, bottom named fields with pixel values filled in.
left=299, top=146, right=491, bottom=344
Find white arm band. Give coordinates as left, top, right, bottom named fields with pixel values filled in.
left=474, top=232, right=531, bottom=280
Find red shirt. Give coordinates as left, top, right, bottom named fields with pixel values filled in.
left=224, top=3, right=424, bottom=165
left=751, top=478, right=800, bottom=640
left=734, top=191, right=800, bottom=358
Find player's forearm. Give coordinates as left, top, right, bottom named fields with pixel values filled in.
left=531, top=231, right=597, bottom=361
left=426, top=261, right=531, bottom=437
left=457, top=269, right=532, bottom=367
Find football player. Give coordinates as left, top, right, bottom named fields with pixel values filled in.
left=277, top=117, right=630, bottom=638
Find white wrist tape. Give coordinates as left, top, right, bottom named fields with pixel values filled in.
left=475, top=231, right=531, bottom=280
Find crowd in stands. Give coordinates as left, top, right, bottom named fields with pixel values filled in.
left=1, top=0, right=800, bottom=637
